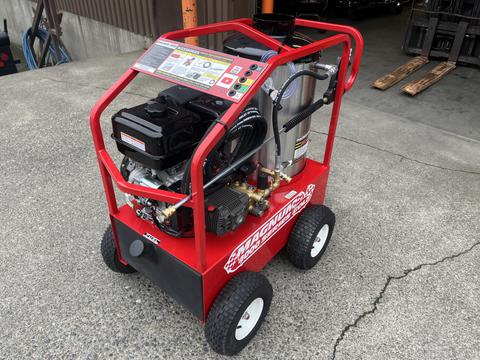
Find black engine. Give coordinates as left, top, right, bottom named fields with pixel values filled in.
left=113, top=86, right=223, bottom=171
left=111, top=85, right=266, bottom=237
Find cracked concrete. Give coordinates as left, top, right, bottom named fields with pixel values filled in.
left=312, top=130, right=480, bottom=175
left=331, top=241, right=480, bottom=360
left=1, top=11, right=480, bottom=360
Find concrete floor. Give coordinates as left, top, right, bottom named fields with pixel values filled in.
left=1, top=11, right=479, bottom=360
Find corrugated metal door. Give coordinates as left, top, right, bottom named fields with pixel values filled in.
left=40, top=0, right=255, bottom=41
left=198, top=0, right=256, bottom=50
left=52, top=0, right=157, bottom=37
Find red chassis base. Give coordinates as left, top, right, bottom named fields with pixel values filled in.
left=90, top=17, right=363, bottom=322
left=112, top=159, right=328, bottom=320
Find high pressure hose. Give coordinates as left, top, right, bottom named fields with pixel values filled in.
left=260, top=50, right=298, bottom=99
left=22, top=27, right=71, bottom=70
left=180, top=107, right=267, bottom=195
left=272, top=69, right=328, bottom=169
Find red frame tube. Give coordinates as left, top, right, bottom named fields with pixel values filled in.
left=90, top=18, right=363, bottom=272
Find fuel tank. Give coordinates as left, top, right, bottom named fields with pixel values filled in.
left=223, top=13, right=320, bottom=176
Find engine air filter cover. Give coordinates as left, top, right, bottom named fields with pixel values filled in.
left=111, top=100, right=207, bottom=170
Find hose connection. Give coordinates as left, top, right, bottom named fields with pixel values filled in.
left=230, top=167, right=292, bottom=217
left=314, top=63, right=338, bottom=78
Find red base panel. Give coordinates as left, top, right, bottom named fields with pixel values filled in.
left=111, top=159, right=329, bottom=319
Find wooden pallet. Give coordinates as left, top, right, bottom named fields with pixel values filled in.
left=371, top=56, right=429, bottom=90
left=371, top=20, right=468, bottom=96
left=402, top=61, right=456, bottom=96
left=401, top=22, right=467, bottom=96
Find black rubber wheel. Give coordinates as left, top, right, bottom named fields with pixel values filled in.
left=286, top=205, right=335, bottom=270
left=205, top=272, right=273, bottom=355
left=100, top=225, right=136, bottom=273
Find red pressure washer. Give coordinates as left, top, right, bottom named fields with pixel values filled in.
left=90, top=14, right=362, bottom=355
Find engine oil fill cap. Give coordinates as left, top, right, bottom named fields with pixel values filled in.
left=145, top=102, right=168, bottom=118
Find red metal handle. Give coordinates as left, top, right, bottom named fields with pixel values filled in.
left=90, top=18, right=362, bottom=272
left=294, top=18, right=363, bottom=92
left=89, top=69, right=192, bottom=213
left=162, top=18, right=363, bottom=92
left=161, top=19, right=293, bottom=53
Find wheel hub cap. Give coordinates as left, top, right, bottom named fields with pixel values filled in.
left=311, top=224, right=329, bottom=258
left=235, top=297, right=264, bottom=341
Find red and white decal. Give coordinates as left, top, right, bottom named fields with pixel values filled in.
left=216, top=73, right=238, bottom=89
left=120, top=132, right=145, bottom=151
left=230, top=65, right=243, bottom=74
left=224, top=184, right=315, bottom=274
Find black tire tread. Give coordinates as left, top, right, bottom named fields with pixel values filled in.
left=100, top=225, right=136, bottom=273
left=205, top=272, right=272, bottom=355
left=287, top=205, right=335, bottom=269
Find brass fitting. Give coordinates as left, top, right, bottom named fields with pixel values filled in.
left=232, top=182, right=263, bottom=210
left=279, top=172, right=292, bottom=183
left=259, top=167, right=292, bottom=189
left=259, top=167, right=275, bottom=178
left=162, top=166, right=292, bottom=221
left=161, top=205, right=177, bottom=220
left=229, top=167, right=293, bottom=215
left=259, top=167, right=292, bottom=183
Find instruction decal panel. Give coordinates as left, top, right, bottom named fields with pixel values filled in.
left=132, top=39, right=266, bottom=103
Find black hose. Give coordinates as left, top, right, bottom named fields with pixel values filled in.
left=180, top=107, right=267, bottom=194
left=283, top=98, right=325, bottom=132
left=272, top=70, right=328, bottom=158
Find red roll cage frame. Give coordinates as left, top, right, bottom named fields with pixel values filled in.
left=90, top=18, right=363, bottom=273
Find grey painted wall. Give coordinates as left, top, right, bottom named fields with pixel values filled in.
left=0, top=0, right=151, bottom=60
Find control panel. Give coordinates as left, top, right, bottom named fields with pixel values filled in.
left=132, top=39, right=266, bottom=103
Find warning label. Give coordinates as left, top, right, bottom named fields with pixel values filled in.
left=134, top=40, right=232, bottom=90
left=121, top=132, right=145, bottom=151
left=294, top=133, right=309, bottom=160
